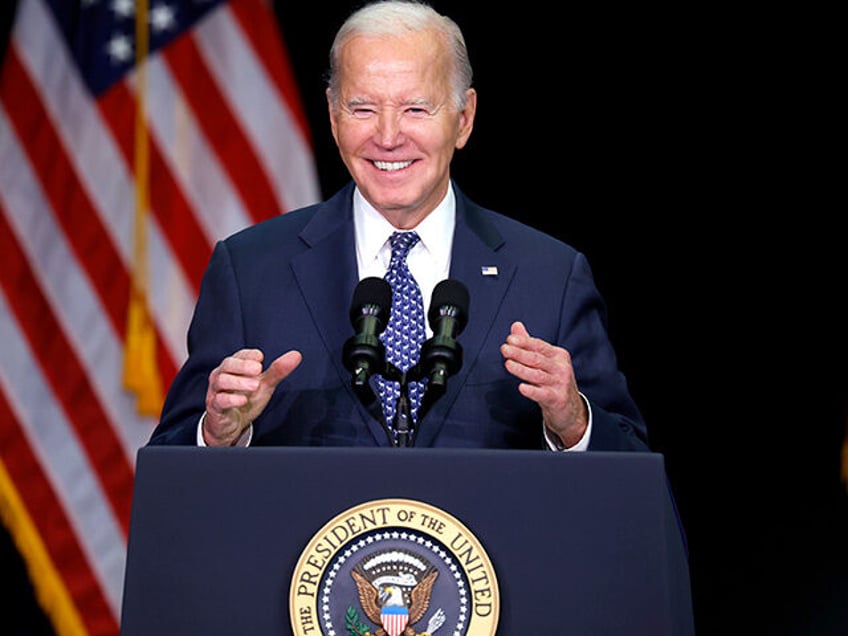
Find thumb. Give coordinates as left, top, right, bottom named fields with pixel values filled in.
left=262, top=350, right=302, bottom=389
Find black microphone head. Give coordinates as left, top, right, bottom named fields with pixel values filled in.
left=428, top=279, right=469, bottom=333
left=350, top=277, right=393, bottom=328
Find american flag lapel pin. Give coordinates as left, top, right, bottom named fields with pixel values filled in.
left=481, top=266, right=498, bottom=276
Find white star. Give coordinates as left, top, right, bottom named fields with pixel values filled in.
left=149, top=3, right=177, bottom=33
left=111, top=0, right=135, bottom=20
left=105, top=33, right=133, bottom=63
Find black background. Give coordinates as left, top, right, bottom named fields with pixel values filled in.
left=1, top=2, right=845, bottom=635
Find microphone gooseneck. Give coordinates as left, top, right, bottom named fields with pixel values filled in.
left=420, top=279, right=469, bottom=393
left=342, top=277, right=392, bottom=391
left=344, top=277, right=470, bottom=449
left=408, top=279, right=470, bottom=435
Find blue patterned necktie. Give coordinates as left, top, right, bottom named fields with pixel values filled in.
left=377, top=231, right=426, bottom=431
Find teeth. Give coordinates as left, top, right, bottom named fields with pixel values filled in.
left=373, top=160, right=412, bottom=171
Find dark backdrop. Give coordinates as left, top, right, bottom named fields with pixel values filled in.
left=2, top=2, right=846, bottom=635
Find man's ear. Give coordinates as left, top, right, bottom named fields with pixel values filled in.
left=326, top=88, right=340, bottom=144
left=455, top=88, right=477, bottom=150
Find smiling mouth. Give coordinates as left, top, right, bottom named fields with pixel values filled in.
left=372, top=160, right=413, bottom=171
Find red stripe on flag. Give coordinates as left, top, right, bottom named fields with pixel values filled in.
left=0, top=388, right=120, bottom=636
left=165, top=32, right=281, bottom=223
left=0, top=209, right=134, bottom=533
left=1, top=49, right=129, bottom=329
left=2, top=47, right=179, bottom=403
left=229, top=0, right=313, bottom=150
left=97, top=82, right=213, bottom=294
left=1, top=3, right=321, bottom=635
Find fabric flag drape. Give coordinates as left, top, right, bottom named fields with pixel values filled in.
left=0, top=1, right=321, bottom=634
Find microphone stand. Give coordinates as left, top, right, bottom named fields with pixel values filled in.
left=382, top=363, right=413, bottom=448
left=395, top=362, right=437, bottom=448
left=392, top=342, right=461, bottom=447
left=360, top=360, right=452, bottom=449
left=347, top=356, right=418, bottom=449
left=392, top=378, right=413, bottom=448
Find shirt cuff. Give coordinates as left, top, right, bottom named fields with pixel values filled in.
left=543, top=392, right=592, bottom=452
left=197, top=412, right=253, bottom=447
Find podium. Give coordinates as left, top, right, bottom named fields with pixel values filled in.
left=121, top=447, right=694, bottom=635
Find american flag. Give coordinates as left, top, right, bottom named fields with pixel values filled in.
left=0, top=0, right=320, bottom=634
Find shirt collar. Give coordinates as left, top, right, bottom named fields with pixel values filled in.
left=353, top=185, right=455, bottom=269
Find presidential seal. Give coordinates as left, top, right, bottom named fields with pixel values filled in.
left=289, top=498, right=499, bottom=636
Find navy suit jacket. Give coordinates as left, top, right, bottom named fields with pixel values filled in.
left=149, top=182, right=649, bottom=451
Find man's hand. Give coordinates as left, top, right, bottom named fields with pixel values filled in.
left=500, top=321, right=587, bottom=448
left=202, top=348, right=302, bottom=446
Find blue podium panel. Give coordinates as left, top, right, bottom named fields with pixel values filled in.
left=121, top=447, right=693, bottom=635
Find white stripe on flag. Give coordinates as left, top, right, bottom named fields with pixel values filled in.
left=0, top=107, right=157, bottom=462
left=14, top=0, right=196, bottom=366
left=142, top=53, right=256, bottom=244
left=0, top=291, right=127, bottom=618
left=198, top=4, right=321, bottom=211
left=0, top=1, right=322, bottom=634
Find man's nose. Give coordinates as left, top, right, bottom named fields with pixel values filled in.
left=375, top=111, right=403, bottom=146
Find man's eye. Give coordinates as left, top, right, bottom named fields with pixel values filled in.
left=405, top=107, right=429, bottom=117
left=351, top=108, right=376, bottom=118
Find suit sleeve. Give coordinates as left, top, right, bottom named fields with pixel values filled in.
left=561, top=252, right=650, bottom=451
left=148, top=241, right=246, bottom=445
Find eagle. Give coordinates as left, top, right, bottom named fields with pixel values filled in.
left=351, top=567, right=440, bottom=636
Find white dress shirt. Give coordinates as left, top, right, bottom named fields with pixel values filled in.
left=353, top=186, right=452, bottom=338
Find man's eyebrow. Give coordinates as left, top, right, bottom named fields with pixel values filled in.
left=344, top=97, right=436, bottom=106
left=345, top=97, right=377, bottom=107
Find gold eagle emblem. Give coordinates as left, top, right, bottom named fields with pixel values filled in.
left=351, top=550, right=443, bottom=636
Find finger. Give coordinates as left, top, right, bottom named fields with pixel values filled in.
left=501, top=337, right=553, bottom=373
left=510, top=321, right=529, bottom=338
left=263, top=350, right=303, bottom=389
left=506, top=322, right=549, bottom=355
left=232, top=348, right=264, bottom=362
left=505, top=321, right=530, bottom=347
left=503, top=356, right=550, bottom=386
left=220, top=349, right=265, bottom=377
left=516, top=381, right=550, bottom=403
left=208, top=390, right=249, bottom=414
left=211, top=370, right=260, bottom=394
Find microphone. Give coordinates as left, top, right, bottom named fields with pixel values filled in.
left=420, top=279, right=469, bottom=394
left=342, top=277, right=392, bottom=391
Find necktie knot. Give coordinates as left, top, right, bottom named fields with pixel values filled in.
left=389, top=231, right=420, bottom=261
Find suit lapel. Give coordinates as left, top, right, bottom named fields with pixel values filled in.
left=290, top=185, right=393, bottom=446
left=413, top=189, right=516, bottom=447
left=288, top=183, right=516, bottom=447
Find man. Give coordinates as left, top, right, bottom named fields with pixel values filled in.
left=149, top=0, right=649, bottom=453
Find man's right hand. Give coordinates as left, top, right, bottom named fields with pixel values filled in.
left=202, top=348, right=302, bottom=446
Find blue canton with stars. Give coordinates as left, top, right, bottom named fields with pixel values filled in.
left=46, top=0, right=225, bottom=97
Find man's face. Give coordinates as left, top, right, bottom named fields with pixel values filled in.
left=328, top=29, right=476, bottom=228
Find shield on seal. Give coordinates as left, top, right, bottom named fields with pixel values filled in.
left=381, top=605, right=409, bottom=636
